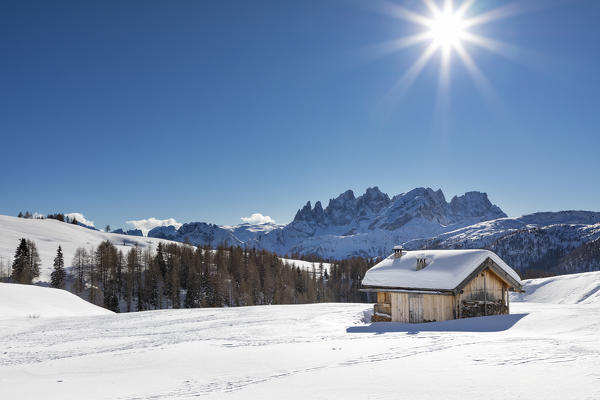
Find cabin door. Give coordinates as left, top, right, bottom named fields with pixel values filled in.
left=408, top=294, right=424, bottom=323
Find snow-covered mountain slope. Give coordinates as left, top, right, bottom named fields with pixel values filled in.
left=0, top=283, right=112, bottom=319
left=0, top=215, right=181, bottom=281
left=512, top=271, right=600, bottom=304
left=1, top=300, right=598, bottom=399
left=403, top=212, right=600, bottom=274
left=556, top=236, right=600, bottom=274
left=222, top=221, right=283, bottom=242
left=489, top=223, right=600, bottom=272
left=406, top=211, right=600, bottom=250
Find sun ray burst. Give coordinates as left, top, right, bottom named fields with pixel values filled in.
left=370, top=0, right=529, bottom=110
left=454, top=42, right=497, bottom=106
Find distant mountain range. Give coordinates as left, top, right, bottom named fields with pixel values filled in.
left=146, top=221, right=282, bottom=247
left=116, top=186, right=600, bottom=275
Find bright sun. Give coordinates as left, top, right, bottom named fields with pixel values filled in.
left=428, top=8, right=466, bottom=50
left=374, top=0, right=523, bottom=102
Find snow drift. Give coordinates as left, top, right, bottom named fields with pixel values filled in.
left=0, top=283, right=113, bottom=319
left=512, top=270, right=600, bottom=304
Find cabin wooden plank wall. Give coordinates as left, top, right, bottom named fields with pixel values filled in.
left=388, top=292, right=454, bottom=323
left=461, top=269, right=505, bottom=302
left=391, top=292, right=409, bottom=322
left=459, top=268, right=510, bottom=318
left=422, top=294, right=454, bottom=322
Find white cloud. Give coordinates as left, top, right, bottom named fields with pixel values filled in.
left=126, top=217, right=182, bottom=236
left=65, top=212, right=95, bottom=227
left=240, top=213, right=275, bottom=225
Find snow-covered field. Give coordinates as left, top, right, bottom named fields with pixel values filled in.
left=1, top=272, right=599, bottom=399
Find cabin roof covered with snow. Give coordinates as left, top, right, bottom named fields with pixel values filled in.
left=362, top=249, right=522, bottom=292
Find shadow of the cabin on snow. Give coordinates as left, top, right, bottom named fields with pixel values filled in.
left=346, top=313, right=528, bottom=334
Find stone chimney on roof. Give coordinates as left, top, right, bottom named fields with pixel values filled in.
left=393, top=245, right=403, bottom=259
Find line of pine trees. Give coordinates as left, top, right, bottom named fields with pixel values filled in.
left=2, top=238, right=375, bottom=312
left=16, top=211, right=79, bottom=225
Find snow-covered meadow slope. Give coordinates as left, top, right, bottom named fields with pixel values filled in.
left=0, top=215, right=179, bottom=281
left=512, top=270, right=600, bottom=304
left=1, top=272, right=599, bottom=399
left=0, top=283, right=112, bottom=319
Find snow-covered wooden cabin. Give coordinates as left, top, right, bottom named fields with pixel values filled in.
left=361, top=247, right=523, bottom=323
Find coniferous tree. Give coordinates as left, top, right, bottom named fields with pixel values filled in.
left=26, top=240, right=41, bottom=283
left=50, top=245, right=66, bottom=289
left=155, top=243, right=167, bottom=278
left=72, top=247, right=88, bottom=293
left=125, top=247, right=138, bottom=312
left=10, top=239, right=40, bottom=284
left=11, top=238, right=30, bottom=283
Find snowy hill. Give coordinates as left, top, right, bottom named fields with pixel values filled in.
left=0, top=283, right=112, bottom=319
left=0, top=215, right=183, bottom=281
left=512, top=271, right=600, bottom=304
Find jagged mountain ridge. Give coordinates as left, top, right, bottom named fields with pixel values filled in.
left=290, top=187, right=505, bottom=232
left=249, top=187, right=507, bottom=258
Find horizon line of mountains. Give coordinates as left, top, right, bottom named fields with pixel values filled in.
left=115, top=187, right=600, bottom=275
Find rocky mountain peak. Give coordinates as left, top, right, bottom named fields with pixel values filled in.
left=293, top=201, right=314, bottom=222
left=356, top=187, right=390, bottom=215
left=449, top=191, right=506, bottom=220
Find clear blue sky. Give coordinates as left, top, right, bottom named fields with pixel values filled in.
left=1, top=0, right=599, bottom=229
